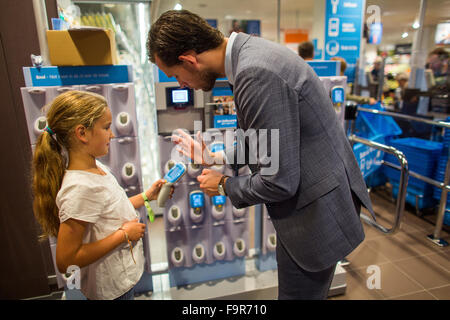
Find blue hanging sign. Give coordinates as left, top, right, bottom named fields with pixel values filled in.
left=324, top=0, right=365, bottom=82
left=369, top=23, right=383, bottom=45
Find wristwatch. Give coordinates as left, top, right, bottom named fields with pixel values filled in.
left=218, top=175, right=229, bottom=196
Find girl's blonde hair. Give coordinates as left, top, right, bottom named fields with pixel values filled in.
left=32, top=90, right=108, bottom=238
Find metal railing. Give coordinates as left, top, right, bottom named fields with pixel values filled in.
left=356, top=107, right=450, bottom=247
left=349, top=135, right=409, bottom=235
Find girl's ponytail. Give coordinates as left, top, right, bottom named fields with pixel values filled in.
left=32, top=129, right=66, bottom=238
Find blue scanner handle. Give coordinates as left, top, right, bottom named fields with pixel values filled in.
left=157, top=162, right=186, bottom=207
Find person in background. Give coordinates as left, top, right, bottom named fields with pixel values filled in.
left=370, top=56, right=383, bottom=82
left=396, top=72, right=409, bottom=94
left=229, top=20, right=244, bottom=36
left=331, top=56, right=377, bottom=105
left=426, top=47, right=449, bottom=85
left=298, top=41, right=314, bottom=60
left=32, top=90, right=171, bottom=300
left=394, top=72, right=409, bottom=110
left=148, top=10, right=375, bottom=300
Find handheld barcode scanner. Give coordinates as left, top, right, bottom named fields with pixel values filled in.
left=164, top=159, right=176, bottom=174
left=232, top=206, right=246, bottom=218
left=331, top=86, right=345, bottom=113
left=167, top=205, right=182, bottom=227
left=192, top=243, right=206, bottom=264
left=34, top=116, right=47, bottom=135
left=189, top=190, right=205, bottom=223
left=157, top=162, right=186, bottom=207
left=171, top=247, right=184, bottom=267
left=233, top=238, right=246, bottom=257
left=115, top=112, right=132, bottom=135
left=211, top=195, right=226, bottom=220
left=121, top=162, right=137, bottom=184
left=213, top=241, right=226, bottom=260
left=210, top=142, right=225, bottom=173
left=267, top=233, right=277, bottom=252
left=187, top=162, right=202, bottom=177
left=210, top=142, right=225, bottom=154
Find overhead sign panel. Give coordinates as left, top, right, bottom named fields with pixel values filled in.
left=324, top=0, right=365, bottom=82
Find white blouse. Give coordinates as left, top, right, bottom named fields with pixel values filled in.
left=56, top=161, right=144, bottom=300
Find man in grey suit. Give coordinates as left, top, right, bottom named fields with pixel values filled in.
left=148, top=10, right=375, bottom=299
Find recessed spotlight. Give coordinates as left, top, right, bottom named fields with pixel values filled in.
left=412, top=21, right=420, bottom=29
left=401, top=32, right=409, bottom=38
left=174, top=3, right=182, bottom=10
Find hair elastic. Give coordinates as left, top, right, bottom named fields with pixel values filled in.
left=44, top=126, right=55, bottom=135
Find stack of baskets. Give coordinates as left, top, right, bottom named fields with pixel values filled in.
left=384, top=138, right=443, bottom=210
left=353, top=103, right=402, bottom=186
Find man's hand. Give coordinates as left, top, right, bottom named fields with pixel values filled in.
left=171, top=129, right=225, bottom=166
left=197, top=169, right=224, bottom=197
left=171, top=129, right=213, bottom=166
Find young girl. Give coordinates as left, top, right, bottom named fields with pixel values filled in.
left=32, top=90, right=168, bottom=300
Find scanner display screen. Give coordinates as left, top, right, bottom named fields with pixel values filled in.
left=164, top=163, right=186, bottom=183
left=331, top=87, right=345, bottom=104
left=190, top=193, right=204, bottom=208
left=166, top=87, right=194, bottom=107
left=212, top=195, right=226, bottom=206
left=210, top=143, right=225, bottom=153
left=172, top=89, right=188, bottom=103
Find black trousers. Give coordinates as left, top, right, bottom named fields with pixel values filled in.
left=276, top=235, right=337, bottom=300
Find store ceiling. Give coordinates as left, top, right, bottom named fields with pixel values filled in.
left=153, top=0, right=450, bottom=46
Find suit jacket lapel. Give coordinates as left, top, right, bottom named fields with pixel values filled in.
left=230, top=33, right=252, bottom=130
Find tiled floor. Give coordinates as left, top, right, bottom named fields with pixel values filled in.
left=148, top=187, right=450, bottom=300
left=330, top=187, right=450, bottom=300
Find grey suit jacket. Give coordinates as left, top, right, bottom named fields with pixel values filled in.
left=224, top=33, right=375, bottom=272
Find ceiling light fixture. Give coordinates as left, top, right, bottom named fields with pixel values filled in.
left=412, top=21, right=420, bottom=29
left=174, top=3, right=182, bottom=10
left=401, top=32, right=409, bottom=38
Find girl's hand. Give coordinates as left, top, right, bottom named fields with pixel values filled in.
left=121, top=219, right=146, bottom=242
left=145, top=179, right=175, bottom=201
left=146, top=179, right=165, bottom=201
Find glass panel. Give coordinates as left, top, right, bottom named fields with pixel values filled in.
left=74, top=1, right=159, bottom=188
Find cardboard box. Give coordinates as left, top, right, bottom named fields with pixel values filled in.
left=46, top=28, right=118, bottom=66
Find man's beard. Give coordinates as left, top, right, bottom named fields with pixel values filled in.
left=200, top=69, right=220, bottom=92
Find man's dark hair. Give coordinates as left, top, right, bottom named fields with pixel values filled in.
left=298, top=41, right=314, bottom=59
left=147, top=10, right=224, bottom=67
